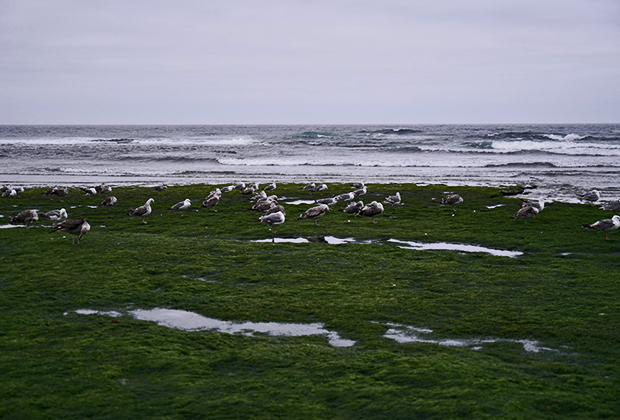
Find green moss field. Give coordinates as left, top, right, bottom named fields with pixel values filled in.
left=1, top=183, right=619, bottom=419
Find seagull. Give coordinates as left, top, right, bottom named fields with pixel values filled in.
left=40, top=208, right=68, bottom=227
left=251, top=197, right=278, bottom=212
left=302, top=183, right=316, bottom=192
left=582, top=215, right=620, bottom=240
left=95, top=184, right=112, bottom=194
left=1, top=188, right=16, bottom=198
left=81, top=187, right=97, bottom=195
left=315, top=183, right=328, bottom=192
left=263, top=204, right=286, bottom=216
left=205, top=188, right=221, bottom=200
left=384, top=192, right=402, bottom=207
left=128, top=198, right=154, bottom=224
left=249, top=191, right=267, bottom=202
left=358, top=201, right=384, bottom=223
left=202, top=194, right=220, bottom=212
left=316, top=197, right=338, bottom=207
left=334, top=192, right=355, bottom=202
left=441, top=194, right=464, bottom=213
left=170, top=198, right=192, bottom=211
left=522, top=197, right=545, bottom=212
left=263, top=182, right=277, bottom=192
left=580, top=189, right=600, bottom=202
left=258, top=210, right=285, bottom=233
left=235, top=182, right=246, bottom=191
left=299, top=203, right=330, bottom=225
left=340, top=200, right=364, bottom=214
left=353, top=185, right=367, bottom=196
left=352, top=181, right=365, bottom=189
left=599, top=200, right=620, bottom=213
left=53, top=218, right=90, bottom=244
left=154, top=184, right=167, bottom=191
left=99, top=196, right=118, bottom=207
left=43, top=187, right=68, bottom=197
left=221, top=185, right=235, bottom=193
left=10, top=209, right=38, bottom=228
left=511, top=205, right=539, bottom=224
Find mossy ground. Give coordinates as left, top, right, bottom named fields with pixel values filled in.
left=1, top=183, right=619, bottom=419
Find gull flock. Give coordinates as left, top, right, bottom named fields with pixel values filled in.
left=2, top=183, right=620, bottom=244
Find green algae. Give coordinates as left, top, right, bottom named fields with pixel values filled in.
left=1, top=183, right=619, bottom=419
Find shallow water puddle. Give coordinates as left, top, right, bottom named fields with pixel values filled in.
left=67, top=308, right=355, bottom=347
left=378, top=322, right=558, bottom=353
left=252, top=236, right=521, bottom=257
left=387, top=239, right=523, bottom=258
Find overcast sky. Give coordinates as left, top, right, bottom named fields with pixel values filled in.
left=1, top=0, right=619, bottom=124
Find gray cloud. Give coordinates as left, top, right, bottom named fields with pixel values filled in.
left=1, top=0, right=619, bottom=123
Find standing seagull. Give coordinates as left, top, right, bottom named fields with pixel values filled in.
left=299, top=203, right=330, bottom=225
left=340, top=200, right=364, bottom=214
left=384, top=192, right=402, bottom=207
left=258, top=210, right=285, bottom=233
left=53, top=218, right=90, bottom=244
left=581, top=215, right=620, bottom=240
left=10, top=209, right=38, bottom=228
left=263, top=182, right=277, bottom=192
left=40, top=208, right=68, bottom=227
left=202, top=194, right=220, bottom=212
left=522, top=197, right=545, bottom=213
left=441, top=194, right=463, bottom=214
left=129, top=198, right=154, bottom=224
left=511, top=205, right=539, bottom=224
left=358, top=201, right=384, bottom=223
left=170, top=198, right=192, bottom=212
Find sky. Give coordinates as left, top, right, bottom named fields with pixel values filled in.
left=1, top=0, right=619, bottom=124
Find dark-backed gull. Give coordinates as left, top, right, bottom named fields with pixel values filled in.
left=303, top=183, right=316, bottom=192
left=316, top=197, right=338, bottom=207
left=522, top=197, right=545, bottom=212
left=315, top=183, right=328, bottom=192
left=10, top=209, right=38, bottom=228
left=170, top=198, right=192, bottom=211
left=358, top=201, right=384, bottom=223
left=581, top=215, right=620, bottom=240
left=580, top=189, right=600, bottom=202
left=511, top=205, right=539, bottom=224
left=128, top=198, right=154, bottom=224
left=334, top=192, right=355, bottom=202
left=53, top=218, right=90, bottom=244
left=202, top=194, right=220, bottom=212
left=353, top=186, right=367, bottom=196
left=300, top=203, right=330, bottom=225
left=599, top=200, right=620, bottom=213
left=154, top=185, right=167, bottom=191
left=263, top=182, right=277, bottom=192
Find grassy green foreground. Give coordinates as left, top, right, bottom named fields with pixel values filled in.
left=1, top=183, right=619, bottom=419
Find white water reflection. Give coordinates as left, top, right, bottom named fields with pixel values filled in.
left=251, top=236, right=522, bottom=257
left=379, top=322, right=557, bottom=353
left=388, top=239, right=523, bottom=258
left=67, top=308, right=355, bottom=347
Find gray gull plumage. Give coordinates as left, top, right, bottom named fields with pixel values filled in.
left=129, top=198, right=154, bottom=224
left=53, top=218, right=90, bottom=244
left=581, top=215, right=620, bottom=240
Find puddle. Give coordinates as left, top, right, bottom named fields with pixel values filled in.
left=0, top=224, right=21, bottom=229
left=378, top=322, right=558, bottom=353
left=283, top=199, right=317, bottom=205
left=251, top=236, right=522, bottom=257
left=486, top=204, right=506, bottom=209
left=388, top=239, right=523, bottom=258
left=67, top=308, right=355, bottom=347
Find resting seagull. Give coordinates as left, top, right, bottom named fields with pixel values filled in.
left=170, top=198, right=192, bottom=212
left=358, top=201, right=384, bottom=223
left=99, top=196, right=118, bottom=207
left=52, top=218, right=90, bottom=244
left=302, top=183, right=316, bottom=192
left=600, top=200, right=620, bottom=213
left=511, top=205, right=539, bottom=224
left=334, top=192, right=355, bottom=202
left=263, top=182, right=277, bottom=192
left=300, top=204, right=330, bottom=225
left=582, top=215, right=620, bottom=240
left=11, top=209, right=38, bottom=228
left=128, top=198, right=154, bottom=224
left=340, top=200, right=364, bottom=214
left=384, top=192, right=402, bottom=207
left=40, top=208, right=68, bottom=227
left=258, top=210, right=285, bottom=233
left=580, top=189, right=600, bottom=202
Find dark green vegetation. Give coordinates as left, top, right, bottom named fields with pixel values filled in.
left=1, top=183, right=619, bottom=419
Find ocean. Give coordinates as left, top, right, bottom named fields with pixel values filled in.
left=1, top=124, right=619, bottom=203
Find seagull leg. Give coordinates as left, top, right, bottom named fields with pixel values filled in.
left=606, top=232, right=610, bottom=240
